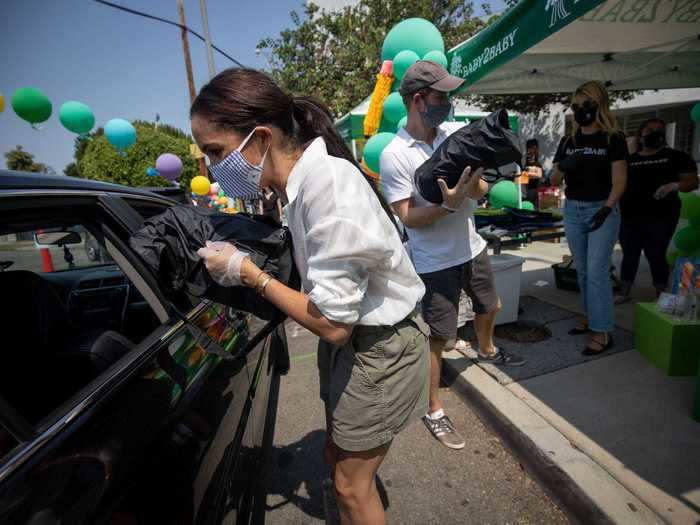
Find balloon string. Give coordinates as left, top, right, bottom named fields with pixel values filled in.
left=31, top=124, right=42, bottom=131
left=118, top=150, right=127, bottom=158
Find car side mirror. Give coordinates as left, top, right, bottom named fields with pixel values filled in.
left=34, top=230, right=82, bottom=248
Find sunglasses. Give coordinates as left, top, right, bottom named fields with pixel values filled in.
left=571, top=101, right=598, bottom=112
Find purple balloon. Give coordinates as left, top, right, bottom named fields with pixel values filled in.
left=155, top=153, right=183, bottom=181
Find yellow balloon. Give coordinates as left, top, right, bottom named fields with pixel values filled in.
left=0, top=93, right=4, bottom=113
left=219, top=196, right=228, bottom=206
left=191, top=175, right=211, bottom=196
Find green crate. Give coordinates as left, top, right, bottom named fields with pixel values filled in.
left=635, top=303, right=700, bottom=377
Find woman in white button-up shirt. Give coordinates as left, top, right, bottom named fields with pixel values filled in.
left=190, top=68, right=429, bottom=525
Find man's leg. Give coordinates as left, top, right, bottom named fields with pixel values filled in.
left=465, top=248, right=526, bottom=366
left=428, top=336, right=448, bottom=413
left=334, top=444, right=390, bottom=525
left=418, top=266, right=464, bottom=449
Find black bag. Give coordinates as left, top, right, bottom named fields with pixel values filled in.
left=129, top=205, right=299, bottom=321
left=414, top=109, right=522, bottom=204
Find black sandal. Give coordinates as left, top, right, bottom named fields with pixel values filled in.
left=582, top=333, right=613, bottom=356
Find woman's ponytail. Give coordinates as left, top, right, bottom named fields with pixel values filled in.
left=290, top=95, right=401, bottom=235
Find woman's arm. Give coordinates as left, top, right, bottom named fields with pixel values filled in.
left=679, top=170, right=699, bottom=192
left=606, top=159, right=627, bottom=207
left=244, top=268, right=353, bottom=346
left=550, top=165, right=564, bottom=187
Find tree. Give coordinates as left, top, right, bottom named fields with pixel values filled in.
left=258, top=0, right=491, bottom=118
left=260, top=0, right=636, bottom=119
left=4, top=145, right=50, bottom=173
left=77, top=121, right=198, bottom=189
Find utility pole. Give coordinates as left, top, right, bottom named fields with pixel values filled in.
left=177, top=0, right=208, bottom=178
left=199, top=0, right=216, bottom=79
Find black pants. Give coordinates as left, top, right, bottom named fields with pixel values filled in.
left=619, top=216, right=678, bottom=288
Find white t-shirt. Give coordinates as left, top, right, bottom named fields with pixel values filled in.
left=379, top=122, right=487, bottom=275
left=283, top=137, right=425, bottom=326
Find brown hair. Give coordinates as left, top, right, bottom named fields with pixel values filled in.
left=191, top=68, right=398, bottom=228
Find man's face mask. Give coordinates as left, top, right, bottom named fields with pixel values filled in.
left=420, top=94, right=453, bottom=129
left=641, top=129, right=665, bottom=150
left=208, top=128, right=269, bottom=200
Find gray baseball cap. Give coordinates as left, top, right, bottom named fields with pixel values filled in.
left=399, top=60, right=465, bottom=96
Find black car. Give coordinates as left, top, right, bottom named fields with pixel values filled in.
left=0, top=171, right=288, bottom=524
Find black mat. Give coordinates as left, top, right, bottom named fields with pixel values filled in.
left=457, top=296, right=635, bottom=385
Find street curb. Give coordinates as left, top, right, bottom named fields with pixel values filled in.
left=442, top=350, right=664, bottom=525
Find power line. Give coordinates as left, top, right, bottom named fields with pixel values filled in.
left=92, top=0, right=246, bottom=68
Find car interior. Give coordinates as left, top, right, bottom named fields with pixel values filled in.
left=0, top=207, right=164, bottom=427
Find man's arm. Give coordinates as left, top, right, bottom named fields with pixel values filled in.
left=391, top=197, right=451, bottom=229
left=390, top=166, right=483, bottom=228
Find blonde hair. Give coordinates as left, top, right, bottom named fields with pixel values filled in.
left=571, top=81, right=619, bottom=139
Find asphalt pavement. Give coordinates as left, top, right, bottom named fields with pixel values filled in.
left=265, top=321, right=569, bottom=525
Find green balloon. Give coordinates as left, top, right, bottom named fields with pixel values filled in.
left=489, top=180, right=519, bottom=209
left=680, top=192, right=700, bottom=221
left=381, top=18, right=445, bottom=62
left=691, top=102, right=700, bottom=124
left=383, top=92, right=406, bottom=123
left=11, top=87, right=52, bottom=125
left=363, top=132, right=396, bottom=173
left=393, top=50, right=420, bottom=82
left=667, top=250, right=680, bottom=267
left=59, top=101, right=95, bottom=135
left=423, top=50, right=448, bottom=68
left=520, top=200, right=535, bottom=211
left=674, top=226, right=700, bottom=253
left=397, top=116, right=408, bottom=130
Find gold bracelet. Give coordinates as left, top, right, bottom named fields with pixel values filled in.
left=253, top=271, right=268, bottom=290
left=258, top=275, right=274, bottom=297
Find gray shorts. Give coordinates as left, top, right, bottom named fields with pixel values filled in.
left=419, top=247, right=499, bottom=341
left=318, top=312, right=430, bottom=452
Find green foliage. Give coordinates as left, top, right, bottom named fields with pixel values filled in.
left=77, top=121, right=197, bottom=189
left=4, top=145, right=50, bottom=173
left=260, top=0, right=637, bottom=118
left=258, top=0, right=490, bottom=118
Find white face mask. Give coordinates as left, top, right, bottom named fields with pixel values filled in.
left=208, top=128, right=269, bottom=200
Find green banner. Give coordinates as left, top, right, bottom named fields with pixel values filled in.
left=447, top=0, right=606, bottom=92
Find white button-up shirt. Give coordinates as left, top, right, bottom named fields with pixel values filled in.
left=284, top=137, right=425, bottom=326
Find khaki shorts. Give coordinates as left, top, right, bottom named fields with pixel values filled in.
left=318, top=312, right=430, bottom=452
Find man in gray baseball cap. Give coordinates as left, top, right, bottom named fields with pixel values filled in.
left=399, top=60, right=465, bottom=96
left=380, top=60, right=526, bottom=451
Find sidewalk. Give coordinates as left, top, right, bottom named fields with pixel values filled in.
left=443, top=241, right=700, bottom=524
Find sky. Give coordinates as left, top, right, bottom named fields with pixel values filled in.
left=1, top=0, right=502, bottom=173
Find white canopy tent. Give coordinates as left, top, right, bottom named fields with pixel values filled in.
left=448, top=0, right=700, bottom=95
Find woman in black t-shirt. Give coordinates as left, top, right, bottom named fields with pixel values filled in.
left=616, top=118, right=698, bottom=302
left=551, top=81, right=628, bottom=356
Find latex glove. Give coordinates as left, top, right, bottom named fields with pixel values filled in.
left=557, top=150, right=585, bottom=174
left=438, top=166, right=474, bottom=211
left=587, top=206, right=612, bottom=233
left=197, top=241, right=250, bottom=287
left=654, top=182, right=679, bottom=200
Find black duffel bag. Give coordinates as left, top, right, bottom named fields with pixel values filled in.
left=414, top=109, right=522, bottom=204
left=129, top=205, right=299, bottom=320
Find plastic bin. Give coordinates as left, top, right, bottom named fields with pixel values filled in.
left=552, top=260, right=580, bottom=292
left=491, top=254, right=525, bottom=325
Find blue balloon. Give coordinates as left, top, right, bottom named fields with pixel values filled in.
left=105, top=118, right=136, bottom=150
left=146, top=167, right=159, bottom=177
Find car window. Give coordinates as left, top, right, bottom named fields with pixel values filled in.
left=0, top=209, right=167, bottom=431
left=0, top=226, right=113, bottom=273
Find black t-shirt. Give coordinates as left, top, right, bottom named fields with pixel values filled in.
left=554, top=130, right=629, bottom=201
left=621, top=148, right=697, bottom=220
